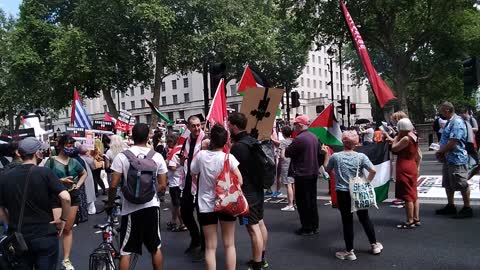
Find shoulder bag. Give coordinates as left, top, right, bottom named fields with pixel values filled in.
left=0, top=167, right=33, bottom=267
left=348, top=155, right=378, bottom=212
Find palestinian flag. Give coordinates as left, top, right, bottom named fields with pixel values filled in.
left=308, top=104, right=343, bottom=146
left=237, top=65, right=266, bottom=95
left=355, top=142, right=391, bottom=202
left=145, top=99, right=173, bottom=125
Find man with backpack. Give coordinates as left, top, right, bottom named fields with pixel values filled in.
left=285, top=115, right=321, bottom=236
left=108, top=123, right=168, bottom=270
left=229, top=112, right=270, bottom=270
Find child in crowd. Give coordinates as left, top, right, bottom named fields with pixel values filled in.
left=166, top=134, right=187, bottom=232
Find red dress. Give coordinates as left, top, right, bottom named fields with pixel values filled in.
left=393, top=136, right=419, bottom=202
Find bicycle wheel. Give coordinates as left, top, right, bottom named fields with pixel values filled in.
left=89, top=248, right=116, bottom=270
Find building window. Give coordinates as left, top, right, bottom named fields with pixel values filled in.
left=179, top=110, right=185, bottom=119
left=314, top=92, right=317, bottom=98
left=140, top=100, right=146, bottom=108
left=324, top=70, right=327, bottom=77
left=303, top=106, right=307, bottom=114
left=319, top=81, right=322, bottom=89
left=324, top=58, right=327, bottom=65
left=183, top=78, right=189, bottom=88
left=184, top=93, right=190, bottom=102
left=130, top=87, right=135, bottom=97
left=140, top=86, right=145, bottom=95
left=313, top=80, right=316, bottom=88
left=173, top=95, right=178, bottom=104
left=312, top=54, right=315, bottom=62
left=306, top=66, right=310, bottom=74
left=172, top=80, right=177, bottom=90
left=336, top=72, right=339, bottom=79
left=313, top=67, right=316, bottom=76
left=301, top=77, right=304, bottom=86
left=167, top=112, right=174, bottom=121
left=307, top=79, right=310, bottom=87
left=301, top=91, right=304, bottom=98
left=307, top=92, right=311, bottom=99
left=325, top=82, right=328, bottom=89
left=347, top=85, right=350, bottom=92
left=162, top=82, right=166, bottom=92
left=318, top=56, right=321, bottom=64
left=130, top=101, right=135, bottom=109
left=230, top=85, right=237, bottom=96
left=121, top=102, right=125, bottom=110
left=103, top=105, right=107, bottom=112
left=337, top=95, right=340, bottom=100
left=146, top=114, right=151, bottom=124
left=162, top=96, right=167, bottom=105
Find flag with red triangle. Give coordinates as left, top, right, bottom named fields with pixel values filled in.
left=206, top=79, right=227, bottom=127
left=308, top=104, right=343, bottom=146
left=237, top=65, right=265, bottom=95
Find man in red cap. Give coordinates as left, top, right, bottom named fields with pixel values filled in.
left=285, top=115, right=321, bottom=235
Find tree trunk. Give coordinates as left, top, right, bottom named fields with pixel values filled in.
left=7, top=107, right=14, bottom=130
left=392, top=55, right=409, bottom=115
left=102, top=88, right=119, bottom=118
left=150, top=38, right=165, bottom=129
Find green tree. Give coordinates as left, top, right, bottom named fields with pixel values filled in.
left=287, top=0, right=480, bottom=120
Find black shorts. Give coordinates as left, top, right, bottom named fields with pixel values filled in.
left=120, top=207, right=161, bottom=255
left=169, top=186, right=181, bottom=207
left=239, top=191, right=264, bottom=226
left=198, top=212, right=236, bottom=226
left=51, top=189, right=80, bottom=208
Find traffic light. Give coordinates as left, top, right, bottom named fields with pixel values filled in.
left=210, top=62, right=226, bottom=97
left=350, top=103, right=357, bottom=114
left=316, top=105, right=325, bottom=113
left=291, top=91, right=300, bottom=108
left=337, top=99, right=346, bottom=115
left=463, top=57, right=480, bottom=92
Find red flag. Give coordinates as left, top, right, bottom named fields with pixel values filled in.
left=104, top=112, right=114, bottom=122
left=167, top=129, right=190, bottom=161
left=70, top=89, right=80, bottom=125
left=340, top=2, right=396, bottom=108
left=206, top=79, right=227, bottom=126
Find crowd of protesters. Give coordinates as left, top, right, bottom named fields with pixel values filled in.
left=0, top=100, right=477, bottom=270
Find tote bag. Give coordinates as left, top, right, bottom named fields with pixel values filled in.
left=349, top=156, right=378, bottom=212
left=214, top=154, right=249, bottom=217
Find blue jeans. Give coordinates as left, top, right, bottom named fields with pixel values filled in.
left=15, top=235, right=59, bottom=270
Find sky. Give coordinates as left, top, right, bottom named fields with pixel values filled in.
left=0, top=0, right=22, bottom=17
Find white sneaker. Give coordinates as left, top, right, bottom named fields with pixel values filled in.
left=335, top=250, right=357, bottom=261
left=281, top=205, right=295, bottom=212
left=62, top=259, right=75, bottom=270
left=371, top=242, right=383, bottom=255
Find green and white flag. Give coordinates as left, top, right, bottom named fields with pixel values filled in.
left=308, top=104, right=343, bottom=146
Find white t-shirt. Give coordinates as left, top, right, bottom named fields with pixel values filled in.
left=167, top=155, right=183, bottom=188
left=190, top=150, right=239, bottom=213
left=363, top=128, right=374, bottom=142
left=111, top=145, right=168, bottom=216
left=105, top=149, right=117, bottom=162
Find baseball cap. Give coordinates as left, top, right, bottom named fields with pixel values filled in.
left=294, top=115, right=309, bottom=125
left=18, top=137, right=49, bottom=155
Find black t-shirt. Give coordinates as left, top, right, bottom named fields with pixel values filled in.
left=231, top=132, right=263, bottom=195
left=0, top=164, right=66, bottom=240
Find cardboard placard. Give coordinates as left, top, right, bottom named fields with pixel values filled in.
left=10, top=128, right=36, bottom=140
left=66, top=127, right=86, bottom=138
left=240, top=87, right=284, bottom=141
left=115, top=119, right=130, bottom=133
left=93, top=120, right=114, bottom=132
left=84, top=130, right=95, bottom=150
left=118, top=110, right=132, bottom=123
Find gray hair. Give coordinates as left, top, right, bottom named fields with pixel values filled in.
left=439, top=101, right=454, bottom=113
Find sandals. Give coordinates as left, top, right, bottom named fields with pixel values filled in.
left=413, top=219, right=421, bottom=227
left=396, top=222, right=416, bottom=229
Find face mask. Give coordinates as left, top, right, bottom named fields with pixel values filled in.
left=63, top=148, right=78, bottom=157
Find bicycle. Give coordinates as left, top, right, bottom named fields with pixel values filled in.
left=89, top=202, right=138, bottom=270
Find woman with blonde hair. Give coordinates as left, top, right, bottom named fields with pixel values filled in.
left=392, top=118, right=421, bottom=228
left=325, top=130, right=383, bottom=261
left=91, top=138, right=106, bottom=196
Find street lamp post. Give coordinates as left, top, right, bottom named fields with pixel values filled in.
left=327, top=47, right=336, bottom=105
left=339, top=41, right=344, bottom=127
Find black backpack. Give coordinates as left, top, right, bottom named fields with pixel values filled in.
left=239, top=139, right=276, bottom=189
left=121, top=150, right=159, bottom=204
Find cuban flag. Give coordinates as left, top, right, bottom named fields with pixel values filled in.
left=71, top=89, right=93, bottom=129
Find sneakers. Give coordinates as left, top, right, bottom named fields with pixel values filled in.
left=453, top=207, right=473, bottom=219
left=246, top=259, right=269, bottom=269
left=271, top=191, right=282, bottom=198
left=335, top=250, right=357, bottom=261
left=62, top=259, right=75, bottom=270
left=371, top=242, right=383, bottom=255
left=435, top=204, right=457, bottom=215
left=281, top=205, right=295, bottom=212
